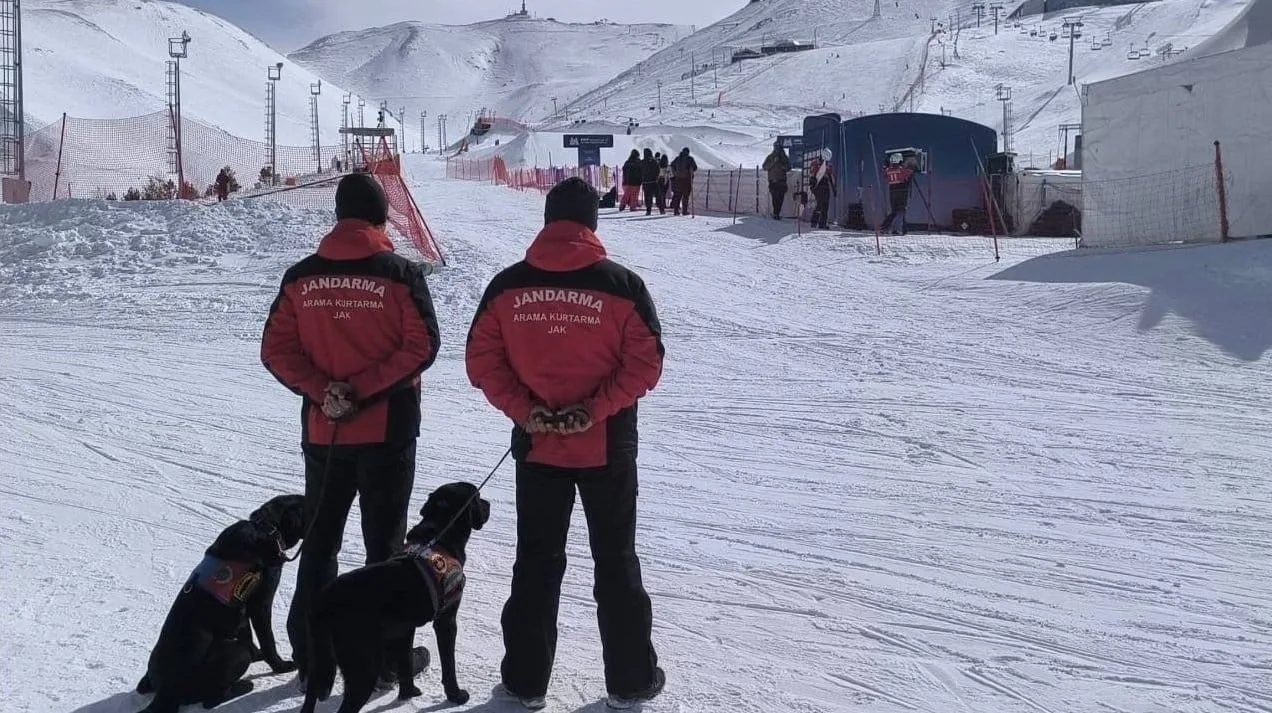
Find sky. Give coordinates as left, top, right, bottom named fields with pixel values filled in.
left=174, top=0, right=743, bottom=51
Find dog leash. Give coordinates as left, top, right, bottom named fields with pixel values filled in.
left=284, top=421, right=341, bottom=563
left=422, top=446, right=512, bottom=550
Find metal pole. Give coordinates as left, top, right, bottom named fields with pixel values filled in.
left=52, top=111, right=65, bottom=199
left=15, top=0, right=23, bottom=182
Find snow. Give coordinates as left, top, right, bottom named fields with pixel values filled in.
left=553, top=0, right=1256, bottom=161
left=22, top=0, right=365, bottom=145
left=287, top=17, right=692, bottom=135
left=458, top=127, right=763, bottom=170
left=4, top=156, right=1272, bottom=712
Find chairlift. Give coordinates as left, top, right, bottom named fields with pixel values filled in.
left=1127, top=45, right=1141, bottom=59
left=1049, top=31, right=1058, bottom=40
left=1101, top=34, right=1113, bottom=46
left=1030, top=28, right=1038, bottom=36
left=1091, top=37, right=1102, bottom=49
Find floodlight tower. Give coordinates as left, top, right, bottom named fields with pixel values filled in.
left=358, top=98, right=366, bottom=128
left=1, top=0, right=25, bottom=184
left=995, top=83, right=1013, bottom=152
left=309, top=79, right=322, bottom=172
left=1063, top=17, right=1085, bottom=84
left=419, top=111, right=427, bottom=153
left=398, top=105, right=406, bottom=152
left=264, top=62, right=282, bottom=183
left=166, top=30, right=191, bottom=193
left=341, top=92, right=351, bottom=165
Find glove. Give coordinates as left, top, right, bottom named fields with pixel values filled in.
left=321, top=382, right=357, bottom=421
left=553, top=404, right=593, bottom=435
left=522, top=404, right=555, bottom=434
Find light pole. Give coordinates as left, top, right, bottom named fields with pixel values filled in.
left=341, top=92, right=350, bottom=168
left=995, top=84, right=1013, bottom=152
left=656, top=79, right=662, bottom=112
left=166, top=30, right=190, bottom=196
left=419, top=111, right=427, bottom=153
left=309, top=79, right=322, bottom=172
left=358, top=98, right=365, bottom=129
left=1063, top=17, right=1084, bottom=84
left=265, top=61, right=282, bottom=184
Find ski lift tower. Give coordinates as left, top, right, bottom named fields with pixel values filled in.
left=264, top=62, right=283, bottom=183
left=340, top=125, right=399, bottom=173
left=166, top=30, right=191, bottom=194
left=0, top=0, right=25, bottom=199
left=995, top=84, right=1013, bottom=152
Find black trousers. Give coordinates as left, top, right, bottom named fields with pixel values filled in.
left=642, top=182, right=662, bottom=214
left=287, top=439, right=416, bottom=677
left=811, top=187, right=832, bottom=228
left=769, top=181, right=787, bottom=217
left=884, top=189, right=910, bottom=234
left=500, top=459, right=658, bottom=698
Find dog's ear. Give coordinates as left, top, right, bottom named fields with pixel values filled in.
left=467, top=498, right=490, bottom=531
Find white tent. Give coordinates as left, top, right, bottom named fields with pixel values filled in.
left=1080, top=41, right=1272, bottom=248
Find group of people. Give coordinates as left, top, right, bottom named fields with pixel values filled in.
left=760, top=142, right=919, bottom=233
left=616, top=147, right=699, bottom=216
left=260, top=172, right=667, bottom=709
left=762, top=141, right=838, bottom=229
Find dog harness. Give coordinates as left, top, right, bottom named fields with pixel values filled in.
left=185, top=556, right=263, bottom=607
left=403, top=543, right=465, bottom=613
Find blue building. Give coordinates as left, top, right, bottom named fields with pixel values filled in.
left=801, top=112, right=998, bottom=233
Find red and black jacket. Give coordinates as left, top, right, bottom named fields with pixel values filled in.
left=261, top=219, right=440, bottom=447
left=465, top=221, right=664, bottom=469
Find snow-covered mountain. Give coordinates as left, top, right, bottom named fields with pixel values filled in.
left=21, top=0, right=361, bottom=145
left=287, top=16, right=691, bottom=130
left=555, top=0, right=1257, bottom=161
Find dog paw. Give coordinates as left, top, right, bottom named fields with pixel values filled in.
left=445, top=687, right=470, bottom=705
left=267, top=657, right=297, bottom=674
left=398, top=683, right=423, bottom=700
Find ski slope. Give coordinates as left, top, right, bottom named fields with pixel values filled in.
left=557, top=0, right=1255, bottom=160
left=21, top=0, right=362, bottom=145
left=288, top=16, right=691, bottom=132
left=3, top=160, right=1272, bottom=713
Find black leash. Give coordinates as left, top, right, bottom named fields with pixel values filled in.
left=284, top=422, right=341, bottom=563
left=422, top=446, right=512, bottom=550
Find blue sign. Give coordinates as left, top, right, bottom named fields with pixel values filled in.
left=563, top=134, right=614, bottom=148
left=578, top=146, right=602, bottom=167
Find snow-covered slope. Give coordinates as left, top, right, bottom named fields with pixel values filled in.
left=3, top=160, right=1272, bottom=713
left=287, top=16, right=690, bottom=131
left=22, top=0, right=361, bottom=145
left=558, top=0, right=1254, bottom=160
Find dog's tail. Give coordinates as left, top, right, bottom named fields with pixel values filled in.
left=303, top=609, right=338, bottom=708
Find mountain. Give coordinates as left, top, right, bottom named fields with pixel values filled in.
left=21, top=0, right=362, bottom=145
left=554, top=0, right=1255, bottom=160
left=287, top=16, right=691, bottom=132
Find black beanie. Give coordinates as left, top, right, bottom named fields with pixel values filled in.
left=335, top=172, right=389, bottom=225
left=544, top=177, right=599, bottom=231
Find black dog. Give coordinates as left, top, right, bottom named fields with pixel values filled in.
left=300, top=482, right=490, bottom=713
left=135, top=494, right=305, bottom=713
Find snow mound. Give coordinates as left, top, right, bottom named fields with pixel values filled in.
left=288, top=16, right=691, bottom=132
left=23, top=0, right=363, bottom=145
left=0, top=198, right=331, bottom=303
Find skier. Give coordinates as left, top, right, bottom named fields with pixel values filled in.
left=761, top=141, right=791, bottom=219
left=669, top=148, right=698, bottom=216
left=882, top=153, right=917, bottom=235
left=619, top=150, right=642, bottom=212
left=259, top=172, right=440, bottom=690
left=640, top=148, right=661, bottom=215
left=808, top=148, right=837, bottom=229
left=465, top=177, right=667, bottom=710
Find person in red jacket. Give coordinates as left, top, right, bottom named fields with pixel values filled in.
left=259, top=172, right=440, bottom=689
left=882, top=153, right=917, bottom=235
left=465, top=177, right=666, bottom=710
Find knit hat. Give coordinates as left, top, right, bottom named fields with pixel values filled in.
left=544, top=177, right=599, bottom=231
left=335, top=172, right=389, bottom=225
